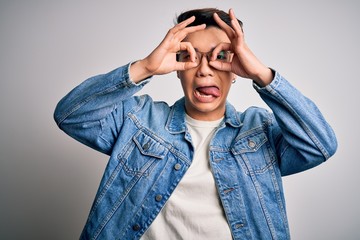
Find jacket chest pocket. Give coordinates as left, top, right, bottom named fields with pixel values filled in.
left=232, top=131, right=274, bottom=174
left=119, top=130, right=168, bottom=176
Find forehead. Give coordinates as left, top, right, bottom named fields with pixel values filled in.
left=183, top=27, right=230, bottom=51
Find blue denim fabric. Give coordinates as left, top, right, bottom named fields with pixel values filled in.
left=54, top=63, right=337, bottom=240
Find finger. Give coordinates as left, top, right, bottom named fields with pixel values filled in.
left=174, top=23, right=206, bottom=42
left=209, top=60, right=232, bottom=72
left=179, top=41, right=195, bottom=51
left=211, top=42, right=231, bottom=61
left=184, top=61, right=199, bottom=70
left=177, top=15, right=196, bottom=29
left=229, top=9, right=243, bottom=36
left=213, top=12, right=235, bottom=38
left=167, top=16, right=196, bottom=38
left=172, top=16, right=205, bottom=35
left=231, top=19, right=243, bottom=38
left=175, top=61, right=198, bottom=71
left=179, top=42, right=196, bottom=62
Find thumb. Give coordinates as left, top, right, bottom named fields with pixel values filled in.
left=175, top=61, right=199, bottom=71
left=209, top=61, right=232, bottom=72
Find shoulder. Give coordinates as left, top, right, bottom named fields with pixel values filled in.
left=122, top=95, right=173, bottom=129
left=122, top=94, right=170, bottom=112
left=238, top=106, right=274, bottom=130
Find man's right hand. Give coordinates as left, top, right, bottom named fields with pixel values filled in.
left=130, top=16, right=206, bottom=83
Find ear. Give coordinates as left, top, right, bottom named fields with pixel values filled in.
left=231, top=73, right=236, bottom=81
left=230, top=73, right=237, bottom=84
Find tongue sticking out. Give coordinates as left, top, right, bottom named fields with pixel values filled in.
left=196, top=86, right=220, bottom=97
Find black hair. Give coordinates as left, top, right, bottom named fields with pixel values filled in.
left=176, top=8, right=243, bottom=29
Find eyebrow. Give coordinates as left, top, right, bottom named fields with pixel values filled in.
left=193, top=47, right=216, bottom=52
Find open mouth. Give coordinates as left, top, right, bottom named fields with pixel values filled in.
left=195, top=86, right=220, bottom=99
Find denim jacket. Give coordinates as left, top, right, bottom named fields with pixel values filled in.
left=54, top=63, right=337, bottom=240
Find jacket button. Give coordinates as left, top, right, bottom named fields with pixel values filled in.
left=248, top=140, right=256, bottom=149
left=155, top=194, right=163, bottom=202
left=235, top=223, right=244, bottom=229
left=142, top=142, right=150, bottom=151
left=174, top=163, right=181, bottom=171
left=132, top=224, right=141, bottom=231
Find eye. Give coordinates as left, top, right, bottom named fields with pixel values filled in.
left=216, top=51, right=227, bottom=60
left=177, top=51, right=191, bottom=62
left=182, top=54, right=191, bottom=60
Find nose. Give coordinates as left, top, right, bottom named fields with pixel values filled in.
left=196, top=54, right=214, bottom=77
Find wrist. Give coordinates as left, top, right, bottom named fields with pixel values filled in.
left=129, top=59, right=153, bottom=84
left=253, top=67, right=274, bottom=87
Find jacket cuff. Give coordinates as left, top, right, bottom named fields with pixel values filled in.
left=127, top=61, right=152, bottom=87
left=253, top=68, right=281, bottom=92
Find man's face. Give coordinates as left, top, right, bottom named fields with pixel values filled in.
left=177, top=27, right=235, bottom=121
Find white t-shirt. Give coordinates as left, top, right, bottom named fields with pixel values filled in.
left=141, top=115, right=232, bottom=240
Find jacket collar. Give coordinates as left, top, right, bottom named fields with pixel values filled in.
left=165, top=97, right=242, bottom=134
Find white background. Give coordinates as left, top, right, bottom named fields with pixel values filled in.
left=1, top=0, right=359, bottom=239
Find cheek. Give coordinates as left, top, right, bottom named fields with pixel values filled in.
left=177, top=69, right=193, bottom=80
left=220, top=73, right=235, bottom=87
left=178, top=71, right=194, bottom=88
left=179, top=77, right=193, bottom=95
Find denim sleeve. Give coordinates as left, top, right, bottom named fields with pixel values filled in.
left=254, top=72, right=337, bottom=176
left=53, top=62, right=150, bottom=155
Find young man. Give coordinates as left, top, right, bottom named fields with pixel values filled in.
left=54, top=8, right=337, bottom=240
